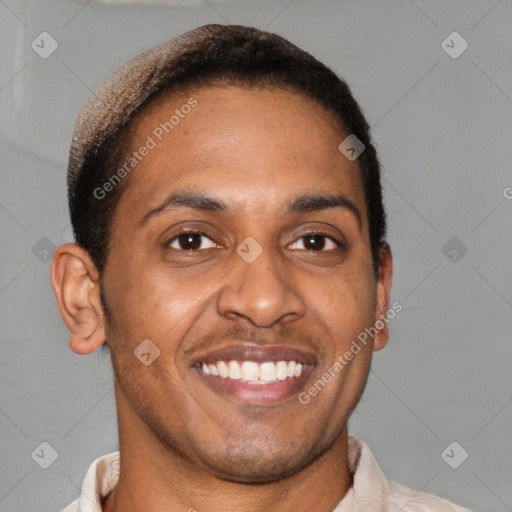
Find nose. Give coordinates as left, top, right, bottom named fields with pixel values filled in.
left=216, top=246, right=307, bottom=328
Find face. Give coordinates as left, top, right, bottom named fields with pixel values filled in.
left=99, top=85, right=391, bottom=482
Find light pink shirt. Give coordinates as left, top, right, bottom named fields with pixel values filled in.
left=61, top=436, right=472, bottom=512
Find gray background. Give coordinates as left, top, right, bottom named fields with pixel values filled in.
left=1, top=0, right=511, bottom=511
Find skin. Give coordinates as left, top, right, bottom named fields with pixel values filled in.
left=51, top=85, right=392, bottom=512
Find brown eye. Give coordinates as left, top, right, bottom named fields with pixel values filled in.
left=303, top=234, right=326, bottom=250
left=168, top=232, right=217, bottom=251
left=290, top=233, right=340, bottom=251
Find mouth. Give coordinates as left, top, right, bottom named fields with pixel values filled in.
left=191, top=345, right=316, bottom=405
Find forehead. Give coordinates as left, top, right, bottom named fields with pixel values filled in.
left=116, top=85, right=366, bottom=222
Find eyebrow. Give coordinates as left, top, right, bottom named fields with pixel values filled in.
left=140, top=191, right=226, bottom=226
left=289, top=193, right=362, bottom=228
left=140, top=190, right=362, bottom=228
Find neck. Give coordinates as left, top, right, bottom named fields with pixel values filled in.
left=104, top=387, right=352, bottom=512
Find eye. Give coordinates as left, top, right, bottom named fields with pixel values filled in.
left=167, top=231, right=219, bottom=251
left=289, top=232, right=341, bottom=251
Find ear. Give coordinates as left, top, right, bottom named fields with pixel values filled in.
left=373, top=242, right=393, bottom=352
left=50, top=243, right=106, bottom=355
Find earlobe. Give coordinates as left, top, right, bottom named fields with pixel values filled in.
left=50, top=243, right=107, bottom=355
left=373, top=243, right=393, bottom=352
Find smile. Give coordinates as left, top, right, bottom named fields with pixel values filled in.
left=199, top=359, right=305, bottom=384
left=192, top=344, right=316, bottom=404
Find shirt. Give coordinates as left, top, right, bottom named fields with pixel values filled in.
left=61, top=436, right=473, bottom=512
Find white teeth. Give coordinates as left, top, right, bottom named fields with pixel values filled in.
left=260, top=362, right=277, bottom=380
left=217, top=360, right=229, bottom=378
left=287, top=360, right=296, bottom=378
left=241, top=361, right=259, bottom=381
left=276, top=361, right=288, bottom=380
left=200, top=360, right=305, bottom=383
left=228, top=360, right=242, bottom=380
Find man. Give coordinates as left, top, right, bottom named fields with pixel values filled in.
left=52, top=24, right=472, bottom=512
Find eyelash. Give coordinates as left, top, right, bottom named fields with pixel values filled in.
left=290, top=231, right=344, bottom=251
left=166, top=230, right=344, bottom=252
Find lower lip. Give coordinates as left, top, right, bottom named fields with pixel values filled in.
left=196, top=365, right=314, bottom=405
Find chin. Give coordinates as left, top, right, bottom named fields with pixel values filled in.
left=196, top=436, right=332, bottom=485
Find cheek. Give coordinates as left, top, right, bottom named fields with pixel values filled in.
left=315, top=265, right=377, bottom=344
left=103, top=258, right=220, bottom=351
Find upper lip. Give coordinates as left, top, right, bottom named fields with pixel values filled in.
left=191, top=344, right=317, bottom=366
